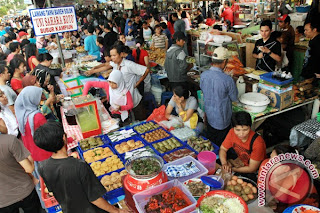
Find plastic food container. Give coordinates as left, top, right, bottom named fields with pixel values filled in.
left=133, top=179, right=197, bottom=213
left=197, top=151, right=217, bottom=175
left=239, top=92, right=270, bottom=113
left=162, top=156, right=208, bottom=183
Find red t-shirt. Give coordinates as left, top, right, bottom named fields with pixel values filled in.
left=21, top=113, right=51, bottom=162
left=10, top=78, right=23, bottom=94
left=221, top=129, right=266, bottom=166
left=221, top=7, right=234, bottom=25
left=206, top=18, right=216, bottom=26
left=132, top=49, right=148, bottom=66
left=28, top=56, right=37, bottom=71
left=167, top=22, right=175, bottom=36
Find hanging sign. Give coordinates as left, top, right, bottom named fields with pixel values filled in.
left=52, top=0, right=76, bottom=6
left=124, top=0, right=133, bottom=10
left=29, top=6, right=78, bottom=36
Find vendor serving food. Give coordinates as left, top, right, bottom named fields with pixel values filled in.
left=219, top=111, right=266, bottom=178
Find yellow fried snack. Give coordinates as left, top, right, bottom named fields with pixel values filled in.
left=90, top=155, right=124, bottom=177
left=100, top=170, right=124, bottom=192
left=84, top=147, right=114, bottom=163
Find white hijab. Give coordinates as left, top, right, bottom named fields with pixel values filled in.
left=0, top=104, right=18, bottom=136
left=108, top=70, right=129, bottom=121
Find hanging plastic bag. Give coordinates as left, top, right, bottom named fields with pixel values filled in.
left=147, top=105, right=167, bottom=123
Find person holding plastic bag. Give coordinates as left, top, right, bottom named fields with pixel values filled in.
left=82, top=70, right=133, bottom=126
left=165, top=86, right=198, bottom=129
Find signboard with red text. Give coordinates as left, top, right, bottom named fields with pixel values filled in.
left=29, top=6, right=77, bottom=36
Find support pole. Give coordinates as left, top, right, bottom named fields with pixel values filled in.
left=46, top=0, right=65, bottom=67
left=275, top=0, right=279, bottom=31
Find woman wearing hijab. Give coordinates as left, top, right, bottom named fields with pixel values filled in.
left=14, top=86, right=51, bottom=161
left=82, top=70, right=133, bottom=126
left=0, top=89, right=18, bottom=136
left=22, top=75, right=60, bottom=121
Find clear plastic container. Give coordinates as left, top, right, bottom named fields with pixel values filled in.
left=133, top=179, right=197, bottom=213
left=162, top=156, right=208, bottom=183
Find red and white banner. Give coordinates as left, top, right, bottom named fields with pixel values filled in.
left=29, top=6, right=78, bottom=36
left=239, top=0, right=259, bottom=4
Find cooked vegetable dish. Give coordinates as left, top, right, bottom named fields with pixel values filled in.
left=131, top=158, right=161, bottom=176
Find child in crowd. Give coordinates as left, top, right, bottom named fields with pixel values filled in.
left=295, top=25, right=305, bottom=43
left=83, top=70, right=133, bottom=125
left=151, top=25, right=168, bottom=50
left=34, top=121, right=128, bottom=213
left=9, top=57, right=26, bottom=94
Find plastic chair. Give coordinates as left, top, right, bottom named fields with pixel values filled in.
left=161, top=91, right=173, bottom=105
left=143, top=92, right=157, bottom=117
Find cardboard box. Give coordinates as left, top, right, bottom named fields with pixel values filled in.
left=258, top=88, right=294, bottom=110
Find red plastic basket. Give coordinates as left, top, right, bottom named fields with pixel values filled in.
left=40, top=177, right=59, bottom=208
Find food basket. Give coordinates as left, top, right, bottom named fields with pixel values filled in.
left=111, top=136, right=148, bottom=157
left=77, top=135, right=109, bottom=153
left=40, top=177, right=59, bottom=208
left=125, top=154, right=164, bottom=180
left=140, top=127, right=172, bottom=144
left=78, top=144, right=116, bottom=164
left=133, top=179, right=197, bottom=213
left=132, top=121, right=160, bottom=134
left=197, top=190, right=248, bottom=213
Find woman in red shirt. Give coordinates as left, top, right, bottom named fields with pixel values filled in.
left=132, top=37, right=150, bottom=67
left=206, top=11, right=216, bottom=26
left=25, top=43, right=39, bottom=73
left=167, top=14, right=175, bottom=36
left=9, top=57, right=26, bottom=94
left=14, top=86, right=50, bottom=162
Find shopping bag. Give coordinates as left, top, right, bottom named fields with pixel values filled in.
left=147, top=105, right=167, bottom=123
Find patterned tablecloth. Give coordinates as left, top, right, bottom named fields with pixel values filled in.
left=61, top=102, right=119, bottom=151
left=290, top=118, right=320, bottom=147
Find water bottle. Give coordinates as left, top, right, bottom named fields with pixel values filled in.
left=195, top=122, right=204, bottom=136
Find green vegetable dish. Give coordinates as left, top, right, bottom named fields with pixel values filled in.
left=152, top=138, right=182, bottom=154
left=131, top=158, right=161, bottom=176
left=134, top=122, right=159, bottom=134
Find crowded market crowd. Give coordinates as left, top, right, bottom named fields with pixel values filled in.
left=0, top=3, right=319, bottom=213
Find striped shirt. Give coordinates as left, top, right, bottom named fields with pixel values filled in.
left=152, top=34, right=168, bottom=49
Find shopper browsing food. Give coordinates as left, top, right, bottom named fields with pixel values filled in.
left=34, top=121, right=128, bottom=213
left=252, top=20, right=281, bottom=72
left=200, top=47, right=238, bottom=147
left=83, top=70, right=133, bottom=125
left=219, top=111, right=266, bottom=177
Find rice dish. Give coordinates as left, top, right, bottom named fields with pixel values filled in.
left=200, top=195, right=244, bottom=213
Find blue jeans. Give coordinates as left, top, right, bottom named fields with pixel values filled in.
left=33, top=161, right=46, bottom=210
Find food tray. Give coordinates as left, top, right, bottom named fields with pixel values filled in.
left=103, top=187, right=125, bottom=205
left=163, top=156, right=208, bottom=183
left=132, top=121, right=160, bottom=134
left=90, top=155, right=125, bottom=178
left=40, top=177, right=59, bottom=208
left=151, top=137, right=186, bottom=155
left=185, top=136, right=220, bottom=155
left=162, top=147, right=197, bottom=163
left=47, top=205, right=62, bottom=213
left=133, top=179, right=197, bottom=213
left=106, top=128, right=137, bottom=143
left=123, top=145, right=162, bottom=162
left=260, top=72, right=293, bottom=86
left=111, top=136, right=148, bottom=157
left=78, top=144, right=116, bottom=164
left=77, top=135, right=109, bottom=154
left=140, top=127, right=172, bottom=144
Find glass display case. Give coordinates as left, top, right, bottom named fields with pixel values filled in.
left=73, top=94, right=102, bottom=138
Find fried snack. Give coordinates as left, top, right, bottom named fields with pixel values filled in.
left=114, top=140, right=144, bottom=154
left=100, top=170, right=128, bottom=192
left=83, top=147, right=114, bottom=163
left=90, top=156, right=124, bottom=176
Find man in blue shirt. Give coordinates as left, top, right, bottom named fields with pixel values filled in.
left=200, top=47, right=238, bottom=146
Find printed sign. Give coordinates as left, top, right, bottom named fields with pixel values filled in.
left=29, top=6, right=78, bottom=36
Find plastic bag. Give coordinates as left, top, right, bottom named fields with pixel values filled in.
left=159, top=115, right=183, bottom=129
left=147, top=105, right=167, bottom=123
left=179, top=111, right=198, bottom=129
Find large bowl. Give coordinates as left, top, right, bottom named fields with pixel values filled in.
left=125, top=154, right=164, bottom=180
left=197, top=190, right=248, bottom=213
